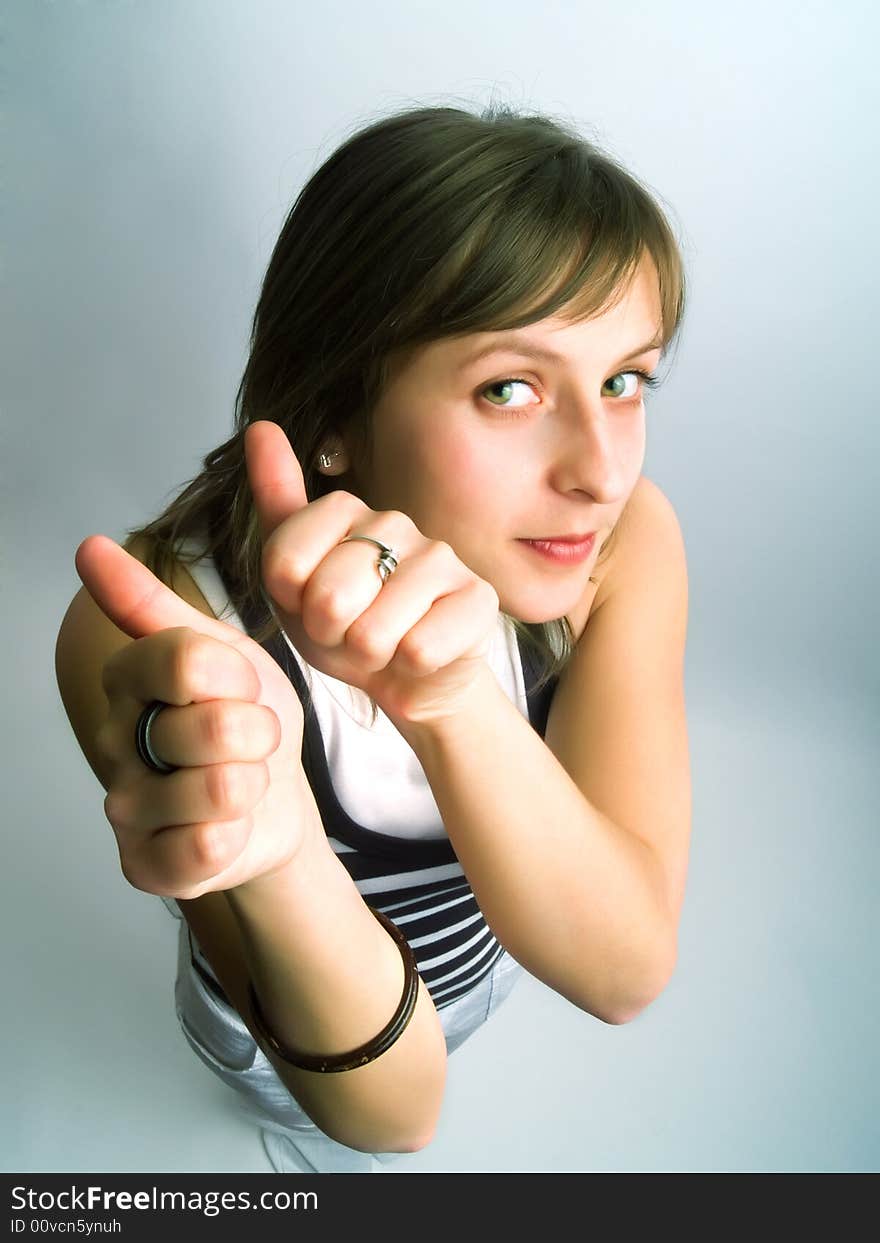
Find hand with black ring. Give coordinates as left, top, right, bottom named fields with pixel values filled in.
left=74, top=542, right=312, bottom=902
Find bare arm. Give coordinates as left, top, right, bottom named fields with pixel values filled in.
left=55, top=537, right=446, bottom=1154
left=216, top=815, right=447, bottom=1154
left=393, top=478, right=691, bottom=1025
left=397, top=667, right=672, bottom=1023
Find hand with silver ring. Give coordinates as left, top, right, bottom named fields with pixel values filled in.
left=245, top=421, right=500, bottom=728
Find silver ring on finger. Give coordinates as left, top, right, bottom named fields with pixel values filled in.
left=134, top=700, right=179, bottom=775
left=338, top=534, right=401, bottom=586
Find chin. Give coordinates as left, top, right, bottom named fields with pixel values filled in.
left=498, top=587, right=581, bottom=627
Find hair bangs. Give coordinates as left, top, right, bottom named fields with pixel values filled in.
left=372, top=131, right=683, bottom=365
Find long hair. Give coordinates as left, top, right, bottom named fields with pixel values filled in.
left=127, top=101, right=687, bottom=705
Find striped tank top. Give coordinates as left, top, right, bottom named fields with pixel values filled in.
left=165, top=542, right=558, bottom=1011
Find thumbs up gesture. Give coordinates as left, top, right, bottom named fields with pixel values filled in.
left=74, top=421, right=499, bottom=900
left=75, top=486, right=316, bottom=899
left=247, top=421, right=499, bottom=729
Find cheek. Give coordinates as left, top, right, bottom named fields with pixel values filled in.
left=375, top=406, right=523, bottom=525
left=411, top=431, right=479, bottom=497
left=441, top=436, right=480, bottom=484
left=428, top=437, right=513, bottom=519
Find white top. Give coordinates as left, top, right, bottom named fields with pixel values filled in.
left=177, top=539, right=530, bottom=841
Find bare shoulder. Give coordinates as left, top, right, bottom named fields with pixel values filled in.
left=566, top=475, right=686, bottom=640
left=601, top=475, right=687, bottom=602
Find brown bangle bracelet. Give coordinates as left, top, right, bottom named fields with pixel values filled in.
left=246, top=905, right=420, bottom=1073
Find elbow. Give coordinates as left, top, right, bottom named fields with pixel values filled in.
left=601, top=951, right=678, bottom=1027
left=602, top=998, right=655, bottom=1026
left=282, top=982, right=448, bottom=1156
left=311, top=1068, right=445, bottom=1155
left=332, top=1121, right=437, bottom=1156
left=400, top=1119, right=439, bottom=1152
left=392, top=1127, right=437, bottom=1154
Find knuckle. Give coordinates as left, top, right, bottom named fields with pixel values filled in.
left=308, top=580, right=353, bottom=626
left=328, top=488, right=362, bottom=515
left=385, top=510, right=419, bottom=542
left=480, top=578, right=500, bottom=610
left=118, top=845, right=164, bottom=895
left=205, top=704, right=243, bottom=755
left=161, top=628, right=186, bottom=687
left=93, top=718, right=116, bottom=764
left=191, top=823, right=230, bottom=872
left=320, top=489, right=367, bottom=531
left=118, top=851, right=146, bottom=891
left=433, top=538, right=453, bottom=558
left=262, top=707, right=283, bottom=755
left=397, top=632, right=434, bottom=674
left=103, top=788, right=128, bottom=832
left=427, top=539, right=455, bottom=566
left=101, top=652, right=122, bottom=699
left=346, top=619, right=388, bottom=663
left=263, top=540, right=308, bottom=591
left=204, top=763, right=247, bottom=817
left=169, top=628, right=211, bottom=696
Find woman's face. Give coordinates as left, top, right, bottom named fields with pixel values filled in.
left=345, top=255, right=664, bottom=624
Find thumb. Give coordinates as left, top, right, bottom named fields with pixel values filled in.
left=244, top=420, right=309, bottom=544
left=75, top=534, right=238, bottom=644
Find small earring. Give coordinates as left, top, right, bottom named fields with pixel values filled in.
left=317, top=447, right=347, bottom=475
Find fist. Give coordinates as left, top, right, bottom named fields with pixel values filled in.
left=245, top=421, right=501, bottom=727
left=74, top=538, right=313, bottom=899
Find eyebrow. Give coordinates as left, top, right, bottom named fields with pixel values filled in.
left=457, top=331, right=665, bottom=371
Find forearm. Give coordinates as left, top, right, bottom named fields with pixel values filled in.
left=397, top=667, right=673, bottom=1024
left=225, top=794, right=446, bottom=1154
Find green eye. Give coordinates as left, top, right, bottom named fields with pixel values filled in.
left=481, top=369, right=662, bottom=414
left=482, top=378, right=532, bottom=406
left=604, top=374, right=631, bottom=397
left=603, top=370, right=661, bottom=399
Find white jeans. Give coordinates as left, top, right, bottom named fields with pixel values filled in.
left=173, top=918, right=524, bottom=1173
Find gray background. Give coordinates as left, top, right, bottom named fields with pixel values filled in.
left=4, top=0, right=878, bottom=1173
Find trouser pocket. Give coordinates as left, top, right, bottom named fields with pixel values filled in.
left=484, top=951, right=524, bottom=1019
left=174, top=921, right=258, bottom=1073
left=173, top=922, right=325, bottom=1134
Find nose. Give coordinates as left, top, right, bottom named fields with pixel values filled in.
left=547, top=399, right=634, bottom=504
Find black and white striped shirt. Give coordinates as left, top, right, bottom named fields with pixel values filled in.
left=173, top=545, right=557, bottom=1011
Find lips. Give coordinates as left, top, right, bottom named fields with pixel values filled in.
left=527, top=533, right=597, bottom=542
left=517, top=532, right=597, bottom=565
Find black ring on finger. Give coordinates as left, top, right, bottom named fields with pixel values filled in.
left=135, top=700, right=179, bottom=775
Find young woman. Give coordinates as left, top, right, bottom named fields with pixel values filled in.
left=55, top=103, right=691, bottom=1174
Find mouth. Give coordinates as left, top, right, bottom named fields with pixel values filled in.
left=525, top=532, right=598, bottom=543
left=516, top=532, right=597, bottom=565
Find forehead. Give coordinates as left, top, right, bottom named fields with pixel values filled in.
left=449, top=257, right=658, bottom=354
left=433, top=269, right=663, bottom=373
